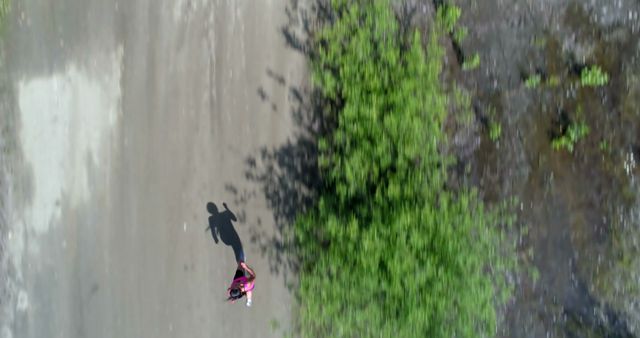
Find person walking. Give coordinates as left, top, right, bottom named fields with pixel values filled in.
left=227, top=261, right=256, bottom=307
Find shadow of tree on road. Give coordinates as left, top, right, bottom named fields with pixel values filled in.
left=243, top=84, right=327, bottom=288
left=232, top=0, right=337, bottom=289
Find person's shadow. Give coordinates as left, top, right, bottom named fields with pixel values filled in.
left=206, top=202, right=245, bottom=263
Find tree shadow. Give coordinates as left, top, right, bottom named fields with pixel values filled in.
left=220, top=0, right=339, bottom=289
left=206, top=202, right=245, bottom=263
left=281, top=0, right=335, bottom=57
left=241, top=85, right=327, bottom=287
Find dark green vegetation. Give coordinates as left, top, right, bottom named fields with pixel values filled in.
left=294, top=1, right=518, bottom=337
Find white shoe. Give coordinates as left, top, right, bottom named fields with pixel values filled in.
left=246, top=299, right=252, bottom=307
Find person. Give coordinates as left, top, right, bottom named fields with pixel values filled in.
left=227, top=261, right=256, bottom=307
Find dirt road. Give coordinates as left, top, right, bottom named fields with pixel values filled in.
left=0, top=1, right=305, bottom=337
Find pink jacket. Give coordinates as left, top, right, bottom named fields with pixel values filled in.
left=229, top=276, right=255, bottom=293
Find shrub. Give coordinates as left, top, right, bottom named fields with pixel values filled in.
left=299, top=1, right=518, bottom=337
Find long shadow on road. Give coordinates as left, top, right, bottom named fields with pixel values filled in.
left=206, top=202, right=245, bottom=263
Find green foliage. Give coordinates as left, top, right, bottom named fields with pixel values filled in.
left=525, top=74, right=541, bottom=88
left=301, top=1, right=518, bottom=337
left=489, top=121, right=502, bottom=141
left=453, top=85, right=474, bottom=126
left=462, top=52, right=480, bottom=70
left=581, top=65, right=609, bottom=87
left=552, top=121, right=590, bottom=152
left=437, top=3, right=461, bottom=33
left=444, top=7, right=478, bottom=72
left=454, top=26, right=468, bottom=44
left=486, top=106, right=502, bottom=142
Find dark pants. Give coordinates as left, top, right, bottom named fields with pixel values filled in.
left=233, top=269, right=245, bottom=281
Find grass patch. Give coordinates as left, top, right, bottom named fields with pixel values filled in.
left=452, top=85, right=474, bottom=126
left=525, top=74, right=542, bottom=88
left=462, top=52, right=480, bottom=70
left=581, top=65, right=609, bottom=87
left=552, top=120, right=590, bottom=152
left=297, top=1, right=518, bottom=337
left=486, top=106, right=502, bottom=142
left=489, top=121, right=502, bottom=141
left=453, top=26, right=468, bottom=44
left=438, top=3, right=461, bottom=33
left=599, top=139, right=610, bottom=153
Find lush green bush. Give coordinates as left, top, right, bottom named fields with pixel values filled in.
left=296, top=1, right=517, bottom=337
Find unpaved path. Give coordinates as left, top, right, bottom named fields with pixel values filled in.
left=0, top=1, right=305, bottom=337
